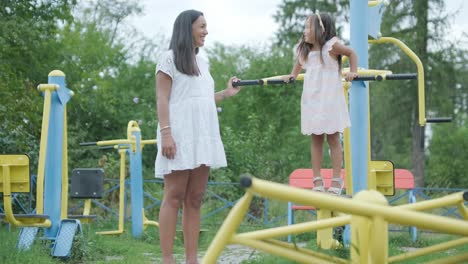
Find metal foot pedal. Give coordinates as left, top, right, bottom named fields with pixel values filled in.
left=17, top=227, right=39, bottom=250
left=51, top=219, right=82, bottom=258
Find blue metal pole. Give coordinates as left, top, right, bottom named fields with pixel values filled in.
left=129, top=131, right=143, bottom=238
left=43, top=70, right=71, bottom=238
left=350, top=0, right=369, bottom=194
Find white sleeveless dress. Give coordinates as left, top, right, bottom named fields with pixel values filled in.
left=300, top=37, right=351, bottom=135
left=154, top=50, right=227, bottom=178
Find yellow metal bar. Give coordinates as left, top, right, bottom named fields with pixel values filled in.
left=351, top=214, right=371, bottom=264
left=316, top=209, right=339, bottom=249
left=141, top=139, right=157, bottom=145
left=388, top=237, right=468, bottom=263
left=351, top=190, right=389, bottom=264
left=342, top=68, right=393, bottom=77
left=2, top=165, right=51, bottom=227
left=141, top=139, right=157, bottom=151
left=343, top=82, right=353, bottom=195
left=36, top=88, right=54, bottom=214
left=426, top=253, right=468, bottom=264
left=262, top=239, right=349, bottom=264
left=143, top=209, right=159, bottom=229
left=397, top=192, right=465, bottom=211
left=369, top=37, right=426, bottom=126
left=96, top=139, right=132, bottom=146
left=61, top=107, right=68, bottom=220
left=367, top=79, right=374, bottom=191
left=230, top=236, right=342, bottom=264
left=203, top=192, right=254, bottom=264
left=458, top=202, right=468, bottom=220
left=97, top=149, right=127, bottom=235
left=236, top=215, right=351, bottom=240
left=83, top=199, right=91, bottom=216
left=368, top=0, right=383, bottom=7
left=37, top=84, right=59, bottom=92
left=127, top=120, right=140, bottom=137
left=370, top=216, right=388, bottom=263
left=295, top=69, right=392, bottom=84
left=127, top=120, right=140, bottom=153
left=246, top=177, right=468, bottom=236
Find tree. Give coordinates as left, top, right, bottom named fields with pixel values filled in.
left=369, top=0, right=463, bottom=187
left=273, top=0, right=349, bottom=49
left=426, top=123, right=468, bottom=188
left=0, top=0, right=76, bottom=169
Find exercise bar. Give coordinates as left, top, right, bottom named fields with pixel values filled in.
left=232, top=77, right=294, bottom=87
left=232, top=73, right=417, bottom=87
left=80, top=142, right=97, bottom=146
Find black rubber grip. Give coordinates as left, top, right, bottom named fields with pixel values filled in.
left=385, top=73, right=417, bottom=80
left=80, top=142, right=97, bottom=146
left=353, top=73, right=416, bottom=82
left=240, top=176, right=252, bottom=188
left=354, top=75, right=383, bottom=81
left=420, top=126, right=425, bottom=151
left=232, top=80, right=264, bottom=87
left=426, top=117, right=452, bottom=123
left=266, top=77, right=295, bottom=85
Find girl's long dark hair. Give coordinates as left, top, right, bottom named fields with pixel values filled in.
left=296, top=12, right=342, bottom=70
left=169, top=9, right=203, bottom=76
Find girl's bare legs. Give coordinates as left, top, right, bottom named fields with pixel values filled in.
left=183, top=165, right=209, bottom=264
left=327, top=132, right=343, bottom=188
left=159, top=170, right=190, bottom=264
left=311, top=134, right=325, bottom=187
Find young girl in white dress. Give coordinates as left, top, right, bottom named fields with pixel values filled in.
left=286, top=11, right=358, bottom=195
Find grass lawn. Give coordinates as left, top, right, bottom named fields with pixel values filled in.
left=1, top=221, right=467, bottom=263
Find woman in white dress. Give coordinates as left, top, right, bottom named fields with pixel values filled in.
left=155, top=9, right=241, bottom=264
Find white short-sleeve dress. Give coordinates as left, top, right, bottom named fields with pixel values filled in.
left=300, top=37, right=351, bottom=135
left=154, top=50, right=227, bottom=178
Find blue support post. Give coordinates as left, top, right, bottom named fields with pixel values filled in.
left=129, top=130, right=144, bottom=238
left=43, top=70, right=71, bottom=238
left=349, top=0, right=369, bottom=194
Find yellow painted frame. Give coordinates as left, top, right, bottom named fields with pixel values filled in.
left=203, top=177, right=468, bottom=264
left=0, top=155, right=51, bottom=227
left=95, top=121, right=158, bottom=235
left=368, top=37, right=426, bottom=126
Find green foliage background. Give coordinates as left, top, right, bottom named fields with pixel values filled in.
left=0, top=0, right=467, bottom=190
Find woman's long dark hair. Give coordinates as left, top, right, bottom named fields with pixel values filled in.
left=169, top=10, right=203, bottom=76
left=296, top=12, right=341, bottom=69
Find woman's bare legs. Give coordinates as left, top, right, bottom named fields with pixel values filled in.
left=183, top=165, right=209, bottom=264
left=327, top=132, right=343, bottom=188
left=311, top=134, right=325, bottom=187
left=159, top=170, right=190, bottom=264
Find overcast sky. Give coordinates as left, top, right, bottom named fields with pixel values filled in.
left=128, top=0, right=468, bottom=48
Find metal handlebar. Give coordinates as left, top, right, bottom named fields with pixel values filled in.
left=426, top=117, right=452, bottom=123
left=80, top=142, right=97, bottom=146
left=232, top=77, right=295, bottom=87
left=232, top=74, right=417, bottom=87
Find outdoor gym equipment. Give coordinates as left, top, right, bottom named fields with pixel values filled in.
left=204, top=1, right=465, bottom=263
left=80, top=121, right=158, bottom=238
left=231, top=72, right=417, bottom=87
left=203, top=176, right=468, bottom=264
left=0, top=71, right=84, bottom=258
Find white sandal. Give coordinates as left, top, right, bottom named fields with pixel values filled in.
left=312, top=176, right=325, bottom=192
left=327, top=177, right=344, bottom=195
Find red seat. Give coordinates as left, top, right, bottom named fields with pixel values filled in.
left=394, top=169, right=415, bottom=189
left=287, top=168, right=415, bottom=243
left=288, top=168, right=414, bottom=210
left=289, top=169, right=346, bottom=210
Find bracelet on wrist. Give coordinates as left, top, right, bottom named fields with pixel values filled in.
left=160, top=125, right=170, bottom=132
